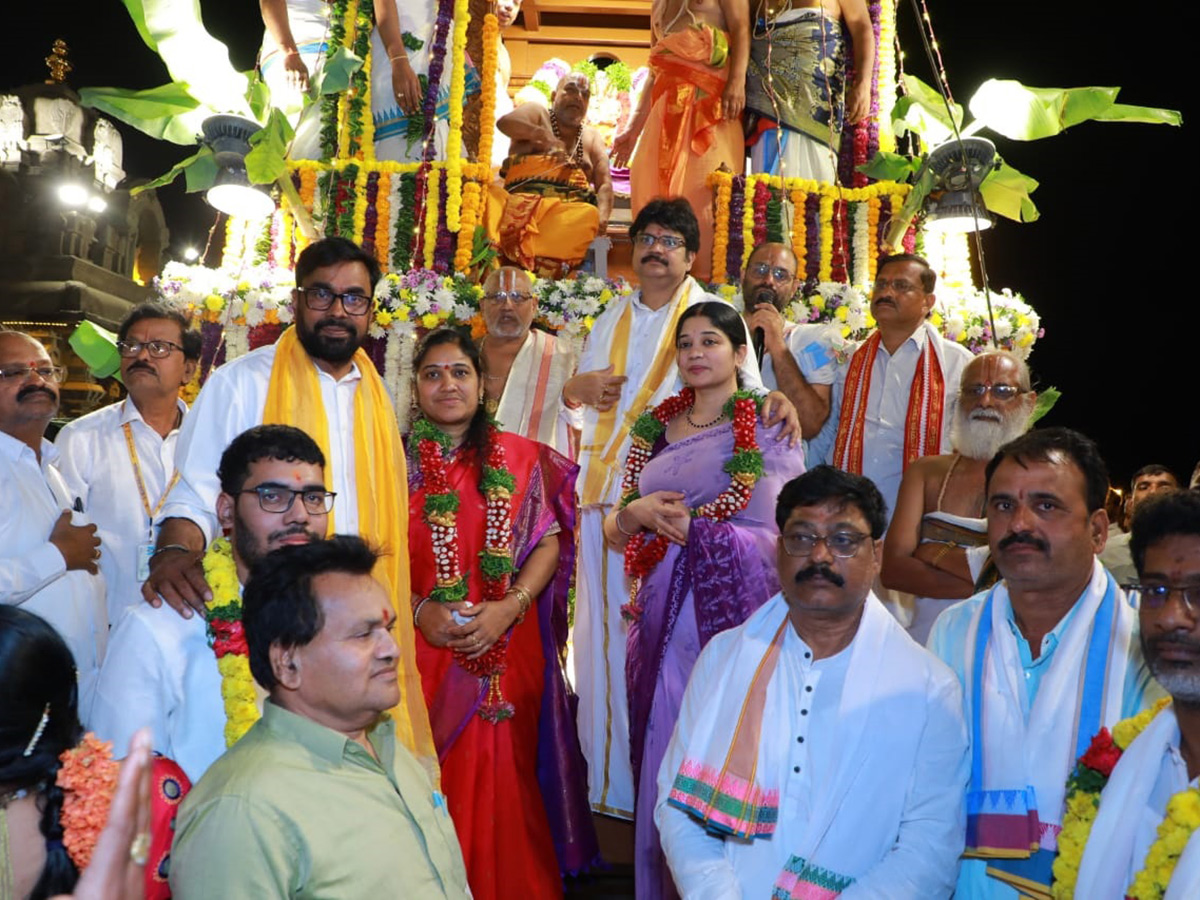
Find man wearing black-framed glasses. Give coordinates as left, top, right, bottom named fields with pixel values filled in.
left=56, top=302, right=201, bottom=628
left=140, top=236, right=435, bottom=772
left=657, top=465, right=968, bottom=898
left=0, top=328, right=107, bottom=718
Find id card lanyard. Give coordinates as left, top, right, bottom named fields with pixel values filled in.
left=124, top=421, right=181, bottom=581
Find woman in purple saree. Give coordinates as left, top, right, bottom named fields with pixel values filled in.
left=604, top=302, right=806, bottom=898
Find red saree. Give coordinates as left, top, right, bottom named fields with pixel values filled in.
left=407, top=431, right=596, bottom=899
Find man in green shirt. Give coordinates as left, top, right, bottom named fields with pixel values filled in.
left=169, top=535, right=469, bottom=899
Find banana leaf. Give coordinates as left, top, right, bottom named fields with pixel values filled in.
left=78, top=83, right=204, bottom=145
left=892, top=74, right=963, bottom=146
left=968, top=79, right=1181, bottom=141
left=245, top=109, right=296, bottom=185
left=979, top=162, right=1040, bottom=223
left=1029, top=387, right=1060, bottom=426
left=856, top=150, right=921, bottom=183
left=131, top=145, right=217, bottom=195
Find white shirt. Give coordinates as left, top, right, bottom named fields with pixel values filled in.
left=160, top=342, right=363, bottom=542
left=760, top=322, right=838, bottom=462
left=0, top=432, right=107, bottom=718
left=89, top=600, right=236, bottom=784
left=825, top=324, right=972, bottom=520
left=55, top=398, right=187, bottom=625
left=657, top=601, right=967, bottom=899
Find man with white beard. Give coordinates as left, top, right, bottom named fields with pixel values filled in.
left=880, top=350, right=1035, bottom=641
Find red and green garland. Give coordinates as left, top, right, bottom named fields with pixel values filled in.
left=413, top=416, right=519, bottom=723
left=618, top=388, right=764, bottom=622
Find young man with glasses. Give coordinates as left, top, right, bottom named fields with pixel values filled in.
left=0, top=329, right=107, bottom=718
left=56, top=303, right=201, bottom=626
left=822, top=253, right=974, bottom=525
left=90, top=425, right=333, bottom=783
left=881, top=350, right=1037, bottom=642
left=1072, top=489, right=1200, bottom=897
left=565, top=197, right=800, bottom=821
left=928, top=427, right=1164, bottom=900
left=477, top=265, right=578, bottom=454
left=143, top=235, right=435, bottom=773
left=656, top=465, right=968, bottom=898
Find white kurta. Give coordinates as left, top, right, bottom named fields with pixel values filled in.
left=89, top=601, right=232, bottom=784
left=656, top=593, right=968, bottom=899
left=820, top=322, right=972, bottom=521
left=0, top=433, right=107, bottom=719
left=159, top=343, right=363, bottom=543
left=55, top=397, right=187, bottom=626
left=571, top=277, right=769, bottom=818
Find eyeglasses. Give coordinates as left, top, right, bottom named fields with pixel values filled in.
left=0, top=363, right=66, bottom=383
left=961, top=384, right=1025, bottom=401
left=635, top=233, right=687, bottom=251
left=238, top=485, right=337, bottom=514
left=299, top=286, right=373, bottom=316
left=749, top=262, right=795, bottom=282
left=1138, top=583, right=1200, bottom=613
left=873, top=277, right=921, bottom=293
left=781, top=531, right=870, bottom=558
left=117, top=340, right=184, bottom=359
left=483, top=291, right=533, bottom=306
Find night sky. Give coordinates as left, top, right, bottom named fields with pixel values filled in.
left=10, top=0, right=1197, bottom=487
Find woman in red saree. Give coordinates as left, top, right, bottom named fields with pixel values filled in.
left=406, top=329, right=596, bottom=900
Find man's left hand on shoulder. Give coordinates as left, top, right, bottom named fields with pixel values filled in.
left=760, top=391, right=800, bottom=446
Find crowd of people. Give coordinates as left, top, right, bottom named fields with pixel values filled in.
left=4, top=198, right=1200, bottom=900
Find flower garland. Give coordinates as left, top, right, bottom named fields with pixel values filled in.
left=421, top=0, right=455, bottom=162
left=375, top=170, right=391, bottom=266
left=876, top=0, right=897, bottom=153
left=319, top=0, right=351, bottom=160
left=1052, top=698, right=1171, bottom=899
left=443, top=0, right=470, bottom=232
left=617, top=388, right=764, bottom=622
left=353, top=164, right=370, bottom=251
left=423, top=165, right=441, bottom=269
left=710, top=175, right=732, bottom=282
left=412, top=417, right=519, bottom=723
left=740, top=175, right=756, bottom=273
left=454, top=181, right=482, bottom=271
left=818, top=193, right=835, bottom=281
left=476, top=13, right=501, bottom=167
left=866, top=196, right=881, bottom=284
left=790, top=186, right=808, bottom=278
left=202, top=537, right=259, bottom=747
left=57, top=734, right=119, bottom=870
left=335, top=0, right=359, bottom=159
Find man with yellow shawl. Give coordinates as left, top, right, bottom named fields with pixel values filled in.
left=612, top=0, right=750, bottom=282
left=141, top=237, right=435, bottom=773
left=489, top=73, right=614, bottom=279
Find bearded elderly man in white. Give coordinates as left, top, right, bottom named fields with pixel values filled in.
left=1072, top=490, right=1200, bottom=899
left=656, top=466, right=968, bottom=899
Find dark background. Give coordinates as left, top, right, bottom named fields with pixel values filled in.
left=7, top=0, right=1196, bottom=488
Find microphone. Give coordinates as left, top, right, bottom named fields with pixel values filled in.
left=753, top=326, right=765, bottom=366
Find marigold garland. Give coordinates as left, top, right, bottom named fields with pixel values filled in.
left=375, top=170, right=391, bottom=266
left=617, top=388, right=764, bottom=622
left=423, top=166, right=441, bottom=269
left=876, top=0, right=897, bottom=154
left=202, top=537, right=260, bottom=747
left=455, top=181, right=482, bottom=270
left=710, top=175, right=732, bottom=283
left=818, top=194, right=835, bottom=281
left=1051, top=698, right=1172, bottom=900
left=413, top=417, right=520, bottom=723
left=443, top=0, right=470, bottom=232
left=740, top=175, right=757, bottom=274
left=56, top=734, right=119, bottom=871
left=476, top=13, right=501, bottom=168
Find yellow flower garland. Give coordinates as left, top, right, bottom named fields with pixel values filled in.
left=358, top=0, right=375, bottom=161
left=201, top=538, right=260, bottom=747
left=818, top=194, right=835, bottom=281
left=709, top=174, right=732, bottom=282
left=1053, top=698, right=1172, bottom=900
left=877, top=0, right=897, bottom=153
left=443, top=0, right=470, bottom=232
left=740, top=174, right=757, bottom=272
left=867, top=196, right=881, bottom=282
left=790, top=186, right=807, bottom=277
left=375, top=171, right=391, bottom=266
left=1129, top=786, right=1200, bottom=899
left=423, top=166, right=441, bottom=270
left=352, top=164, right=370, bottom=246
left=476, top=13, right=500, bottom=169
left=454, top=180, right=482, bottom=270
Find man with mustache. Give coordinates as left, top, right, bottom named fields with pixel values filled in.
left=491, top=72, right=613, bottom=277
left=1072, top=490, right=1200, bottom=898
left=741, top=241, right=836, bottom=447
left=825, top=253, right=973, bottom=525
left=1099, top=463, right=1180, bottom=588
left=0, top=328, right=106, bottom=717
left=928, top=427, right=1164, bottom=900
left=170, top=535, right=470, bottom=899
left=880, top=351, right=1036, bottom=641
left=56, top=303, right=200, bottom=627
left=656, top=465, right=968, bottom=897
left=90, top=425, right=331, bottom=783
left=477, top=265, right=578, bottom=455
left=143, top=236, right=435, bottom=772
left=567, top=197, right=797, bottom=822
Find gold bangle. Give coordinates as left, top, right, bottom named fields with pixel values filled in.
left=506, top=584, right=533, bottom=623
left=615, top=507, right=639, bottom=538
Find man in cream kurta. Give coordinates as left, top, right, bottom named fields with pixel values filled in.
left=90, top=425, right=329, bottom=783
left=657, top=466, right=968, bottom=898
left=928, top=427, right=1164, bottom=900
left=565, top=198, right=780, bottom=818
left=1072, top=490, right=1200, bottom=900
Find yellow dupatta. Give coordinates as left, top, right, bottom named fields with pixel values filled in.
left=579, top=279, right=693, bottom=506
left=262, top=327, right=435, bottom=770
